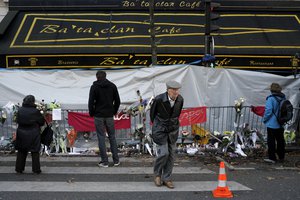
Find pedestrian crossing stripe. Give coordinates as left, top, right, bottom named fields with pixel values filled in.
left=0, top=167, right=215, bottom=174
left=0, top=181, right=251, bottom=192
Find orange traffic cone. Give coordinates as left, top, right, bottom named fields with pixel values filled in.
left=212, top=161, right=233, bottom=198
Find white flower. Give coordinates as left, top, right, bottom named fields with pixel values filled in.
left=234, top=97, right=246, bottom=114
left=181, top=130, right=190, bottom=137
left=213, top=131, right=220, bottom=136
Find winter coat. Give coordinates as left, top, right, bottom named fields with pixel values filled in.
left=150, top=92, right=184, bottom=145
left=263, top=92, right=286, bottom=129
left=88, top=79, right=121, bottom=118
left=16, top=105, right=45, bottom=152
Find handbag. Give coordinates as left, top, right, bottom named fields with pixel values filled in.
left=41, top=121, right=53, bottom=146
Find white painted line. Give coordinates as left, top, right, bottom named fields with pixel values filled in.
left=0, top=156, right=189, bottom=163
left=0, top=181, right=252, bottom=192
left=232, top=167, right=256, bottom=170
left=0, top=166, right=214, bottom=174
left=274, top=167, right=300, bottom=170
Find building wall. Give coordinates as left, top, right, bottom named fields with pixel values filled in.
left=0, top=0, right=8, bottom=22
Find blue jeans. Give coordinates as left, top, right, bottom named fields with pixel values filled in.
left=94, top=117, right=119, bottom=165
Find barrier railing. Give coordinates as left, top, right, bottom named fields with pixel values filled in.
left=1, top=106, right=299, bottom=146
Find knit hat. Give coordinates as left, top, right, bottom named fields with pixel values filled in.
left=270, top=83, right=282, bottom=93
left=166, top=80, right=181, bottom=89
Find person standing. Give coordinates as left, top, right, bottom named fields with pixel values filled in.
left=15, top=95, right=45, bottom=174
left=150, top=80, right=184, bottom=189
left=88, top=71, right=121, bottom=167
left=263, top=83, right=286, bottom=163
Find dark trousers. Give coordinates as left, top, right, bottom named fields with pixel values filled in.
left=153, top=142, right=176, bottom=181
left=94, top=117, right=119, bottom=165
left=15, top=151, right=41, bottom=173
left=267, top=127, right=285, bottom=161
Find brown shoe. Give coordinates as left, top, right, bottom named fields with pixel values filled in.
left=163, top=181, right=174, bottom=189
left=154, top=176, right=162, bottom=187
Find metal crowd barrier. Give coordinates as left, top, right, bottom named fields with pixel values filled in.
left=1, top=106, right=299, bottom=144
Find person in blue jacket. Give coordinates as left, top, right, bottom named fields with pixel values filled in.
left=263, top=83, right=286, bottom=164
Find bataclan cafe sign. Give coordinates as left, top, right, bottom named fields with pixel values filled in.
left=2, top=0, right=300, bottom=71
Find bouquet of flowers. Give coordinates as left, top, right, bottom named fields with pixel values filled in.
left=234, top=97, right=246, bottom=114
left=0, top=108, right=7, bottom=124
left=48, top=100, right=61, bottom=110
left=181, top=130, right=190, bottom=145
left=284, top=130, right=296, bottom=144
left=67, top=128, right=77, bottom=148
left=36, top=99, right=47, bottom=115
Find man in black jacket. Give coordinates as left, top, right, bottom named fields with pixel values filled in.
left=88, top=71, right=121, bottom=167
left=150, top=80, right=184, bottom=189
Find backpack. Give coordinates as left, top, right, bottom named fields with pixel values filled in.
left=41, top=123, right=53, bottom=146
left=273, top=96, right=294, bottom=125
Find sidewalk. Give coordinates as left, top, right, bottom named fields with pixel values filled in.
left=1, top=150, right=299, bottom=170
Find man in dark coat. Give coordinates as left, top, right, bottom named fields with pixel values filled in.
left=88, top=71, right=121, bottom=167
left=150, top=80, right=184, bottom=189
left=15, top=95, right=45, bottom=174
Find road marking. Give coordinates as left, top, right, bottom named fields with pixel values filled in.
left=275, top=167, right=300, bottom=170
left=232, top=167, right=256, bottom=170
left=0, top=181, right=251, bottom=192
left=0, top=166, right=214, bottom=174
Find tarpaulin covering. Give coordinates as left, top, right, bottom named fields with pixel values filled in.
left=0, top=65, right=299, bottom=110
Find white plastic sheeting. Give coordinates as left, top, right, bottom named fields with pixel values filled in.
left=0, top=65, right=299, bottom=109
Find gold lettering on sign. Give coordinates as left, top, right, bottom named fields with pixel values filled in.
left=99, top=57, right=125, bottom=65
left=40, top=25, right=61, bottom=33
left=157, top=58, right=186, bottom=65
left=215, top=58, right=232, bottom=67
left=122, top=0, right=202, bottom=9
left=40, top=24, right=135, bottom=36
left=153, top=26, right=181, bottom=34
left=72, top=25, right=93, bottom=33
left=249, top=61, right=274, bottom=66
left=133, top=59, right=148, bottom=65
left=122, top=1, right=136, bottom=7
left=57, top=60, right=79, bottom=65
left=179, top=1, right=201, bottom=9
left=141, top=1, right=150, bottom=7
left=40, top=25, right=68, bottom=33
left=99, top=25, right=135, bottom=34
left=155, top=1, right=175, bottom=7
left=140, top=0, right=176, bottom=7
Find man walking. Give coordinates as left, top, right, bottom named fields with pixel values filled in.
left=88, top=71, right=121, bottom=167
left=150, top=80, right=184, bottom=189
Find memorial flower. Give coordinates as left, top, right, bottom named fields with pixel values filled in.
left=234, top=97, right=246, bottom=114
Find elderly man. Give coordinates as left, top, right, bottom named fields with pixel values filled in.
left=150, top=80, right=184, bottom=189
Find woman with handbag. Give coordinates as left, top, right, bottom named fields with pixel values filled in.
left=15, top=95, right=45, bottom=174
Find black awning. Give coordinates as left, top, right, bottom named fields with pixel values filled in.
left=0, top=9, right=299, bottom=72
